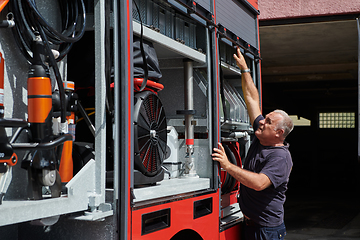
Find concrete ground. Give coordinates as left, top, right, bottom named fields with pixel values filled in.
left=284, top=191, right=360, bottom=240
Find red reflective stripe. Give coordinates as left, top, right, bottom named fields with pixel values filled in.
left=126, top=1, right=132, bottom=238
left=186, top=139, right=194, bottom=145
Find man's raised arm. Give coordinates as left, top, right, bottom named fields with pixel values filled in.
left=233, top=47, right=261, bottom=126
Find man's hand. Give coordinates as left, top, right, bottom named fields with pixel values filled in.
left=233, top=47, right=261, bottom=125
left=233, top=47, right=248, bottom=70
left=212, top=143, right=231, bottom=170
left=212, top=142, right=272, bottom=191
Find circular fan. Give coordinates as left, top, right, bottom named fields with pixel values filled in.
left=134, top=91, right=167, bottom=177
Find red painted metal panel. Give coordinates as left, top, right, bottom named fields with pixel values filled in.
left=131, top=192, right=220, bottom=239
left=221, top=191, right=238, bottom=209
left=220, top=223, right=242, bottom=240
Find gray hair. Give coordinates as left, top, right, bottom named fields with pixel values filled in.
left=273, top=109, right=294, bottom=139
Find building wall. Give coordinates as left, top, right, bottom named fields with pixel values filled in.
left=258, top=0, right=360, bottom=20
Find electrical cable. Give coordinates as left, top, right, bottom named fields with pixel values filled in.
left=9, top=0, right=86, bottom=124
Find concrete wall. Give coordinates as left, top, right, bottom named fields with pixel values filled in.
left=258, top=0, right=360, bottom=20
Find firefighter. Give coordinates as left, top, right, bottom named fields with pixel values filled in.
left=212, top=47, right=293, bottom=240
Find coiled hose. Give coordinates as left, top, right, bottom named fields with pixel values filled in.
left=9, top=0, right=86, bottom=124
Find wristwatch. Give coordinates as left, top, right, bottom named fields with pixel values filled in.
left=241, top=69, right=251, bottom=73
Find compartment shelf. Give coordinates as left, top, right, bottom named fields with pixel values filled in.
left=133, top=177, right=210, bottom=203
left=0, top=160, right=113, bottom=227
left=133, top=21, right=206, bottom=64
left=221, top=61, right=241, bottom=76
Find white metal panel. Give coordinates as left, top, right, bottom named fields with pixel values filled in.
left=133, top=21, right=206, bottom=64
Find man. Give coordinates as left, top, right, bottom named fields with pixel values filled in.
left=212, top=47, right=294, bottom=240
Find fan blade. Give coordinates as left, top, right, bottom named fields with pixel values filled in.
left=157, top=127, right=167, bottom=142
left=148, top=143, right=156, bottom=172
left=157, top=137, right=167, bottom=158
left=140, top=141, right=151, bottom=168
left=145, top=95, right=155, bottom=123
left=139, top=103, right=151, bottom=129
left=156, top=141, right=166, bottom=161
left=156, top=105, right=165, bottom=127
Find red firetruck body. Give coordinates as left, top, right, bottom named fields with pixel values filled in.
left=0, top=0, right=261, bottom=239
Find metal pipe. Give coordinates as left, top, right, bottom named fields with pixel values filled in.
left=12, top=134, right=72, bottom=150
left=184, top=59, right=194, bottom=149
left=183, top=59, right=197, bottom=177
left=0, top=19, right=14, bottom=28
left=229, top=131, right=248, bottom=139
left=222, top=131, right=248, bottom=142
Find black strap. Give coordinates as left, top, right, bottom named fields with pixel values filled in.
left=133, top=0, right=148, bottom=92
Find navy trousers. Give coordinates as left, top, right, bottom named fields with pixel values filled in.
left=242, top=221, right=286, bottom=240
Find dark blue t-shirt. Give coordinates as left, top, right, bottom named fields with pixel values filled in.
left=239, top=115, right=293, bottom=227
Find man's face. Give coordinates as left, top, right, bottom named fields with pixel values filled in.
left=255, top=112, right=283, bottom=145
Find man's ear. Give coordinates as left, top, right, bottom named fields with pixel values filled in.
left=275, top=128, right=284, bottom=138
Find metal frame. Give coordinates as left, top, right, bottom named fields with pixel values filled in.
left=0, top=0, right=111, bottom=228
left=131, top=4, right=215, bottom=199
left=114, top=0, right=133, bottom=239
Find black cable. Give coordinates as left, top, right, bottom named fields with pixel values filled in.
left=133, top=0, right=148, bottom=92
left=37, top=26, right=67, bottom=123
left=10, top=0, right=34, bottom=63
left=10, top=0, right=86, bottom=62
left=25, top=0, right=85, bottom=43
left=10, top=0, right=86, bottom=124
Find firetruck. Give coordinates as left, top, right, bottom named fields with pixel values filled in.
left=0, top=0, right=261, bottom=239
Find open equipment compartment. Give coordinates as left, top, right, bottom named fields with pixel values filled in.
left=0, top=0, right=113, bottom=228
left=131, top=0, right=216, bottom=204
